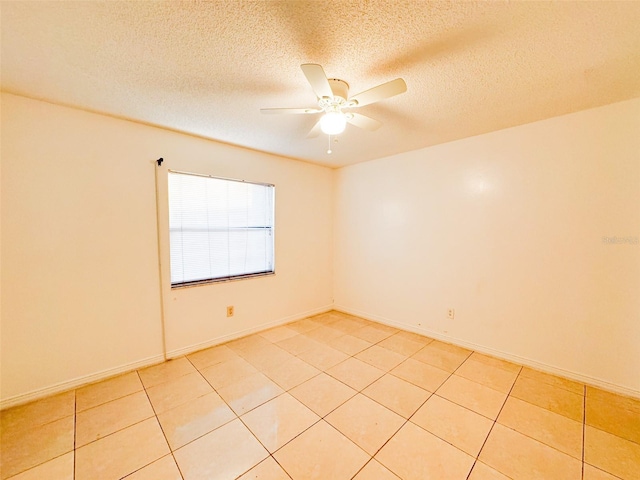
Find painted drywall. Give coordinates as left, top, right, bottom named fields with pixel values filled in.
left=0, top=93, right=333, bottom=406
left=154, top=127, right=334, bottom=356
left=334, top=98, right=640, bottom=395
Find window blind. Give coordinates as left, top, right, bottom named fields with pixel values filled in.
left=168, top=171, right=275, bottom=286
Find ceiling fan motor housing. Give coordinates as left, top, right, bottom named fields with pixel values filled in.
left=327, top=79, right=349, bottom=101
left=260, top=64, right=406, bottom=139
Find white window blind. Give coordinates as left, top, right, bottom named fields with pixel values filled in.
left=168, top=171, right=275, bottom=286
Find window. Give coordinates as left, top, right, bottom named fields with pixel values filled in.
left=168, top=171, right=275, bottom=286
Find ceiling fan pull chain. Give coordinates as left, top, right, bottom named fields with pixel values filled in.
left=327, top=134, right=332, bottom=154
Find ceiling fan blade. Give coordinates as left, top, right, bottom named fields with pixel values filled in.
left=301, top=63, right=333, bottom=99
left=307, top=118, right=323, bottom=138
left=346, top=113, right=382, bottom=131
left=350, top=78, right=407, bottom=107
left=260, top=107, right=322, bottom=114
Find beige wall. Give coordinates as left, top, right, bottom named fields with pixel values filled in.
left=154, top=128, right=334, bottom=356
left=2, top=93, right=638, bottom=406
left=0, top=93, right=333, bottom=406
left=334, top=98, right=640, bottom=395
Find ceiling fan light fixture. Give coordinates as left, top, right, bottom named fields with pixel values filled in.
left=320, top=111, right=346, bottom=135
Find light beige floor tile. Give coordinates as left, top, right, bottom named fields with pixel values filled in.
left=587, top=386, right=640, bottom=413
left=263, top=356, right=320, bottom=390
left=351, top=325, right=396, bottom=343
left=337, top=313, right=371, bottom=326
left=75, top=417, right=170, bottom=480
left=585, top=425, right=640, bottom=480
left=355, top=345, right=406, bottom=372
left=199, top=357, right=259, bottom=390
left=18, top=324, right=640, bottom=480
left=390, top=358, right=450, bottom=392
left=315, top=311, right=342, bottom=320
left=258, top=325, right=299, bottom=343
left=455, top=358, right=519, bottom=393
left=289, top=372, right=357, bottom=417
left=497, top=396, right=583, bottom=459
left=138, top=357, right=197, bottom=389
left=363, top=374, right=430, bottom=418
left=297, top=343, right=349, bottom=370
left=352, top=459, right=401, bottom=479
left=370, top=323, right=399, bottom=334
left=276, top=334, right=322, bottom=356
left=237, top=456, right=291, bottom=480
left=326, top=358, right=385, bottom=391
left=331, top=318, right=367, bottom=334
left=436, top=375, right=507, bottom=419
left=287, top=318, right=322, bottom=334
left=510, top=375, right=584, bottom=422
left=225, top=334, right=272, bottom=356
left=479, top=423, right=582, bottom=480
left=326, top=393, right=405, bottom=454
left=520, top=367, right=584, bottom=395
left=241, top=393, right=320, bottom=452
left=583, top=464, right=625, bottom=480
left=146, top=372, right=213, bottom=414
left=0, top=390, right=75, bottom=432
left=124, top=455, right=182, bottom=480
left=411, top=395, right=493, bottom=456
left=174, top=418, right=268, bottom=480
left=377, top=334, right=426, bottom=356
left=3, top=452, right=73, bottom=480
left=394, top=330, right=433, bottom=344
left=274, top=420, right=369, bottom=479
left=0, top=415, right=74, bottom=480
left=76, top=391, right=154, bottom=446
left=376, top=422, right=475, bottom=480
left=468, top=352, right=521, bottom=374
left=429, top=340, right=473, bottom=356
left=467, top=461, right=511, bottom=480
left=327, top=334, right=372, bottom=355
left=412, top=342, right=471, bottom=372
left=217, top=372, right=284, bottom=415
left=242, top=344, right=297, bottom=372
left=304, top=325, right=345, bottom=344
left=311, top=311, right=342, bottom=324
left=586, top=387, right=640, bottom=444
left=76, top=372, right=143, bottom=411
left=157, top=392, right=236, bottom=450
left=186, top=345, right=238, bottom=370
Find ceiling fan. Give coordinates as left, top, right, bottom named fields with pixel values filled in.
left=261, top=64, right=407, bottom=138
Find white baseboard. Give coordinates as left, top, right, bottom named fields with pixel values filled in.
left=334, top=305, right=640, bottom=400
left=166, top=303, right=334, bottom=358
left=0, top=353, right=166, bottom=410
left=0, top=304, right=334, bottom=411
left=8, top=301, right=635, bottom=410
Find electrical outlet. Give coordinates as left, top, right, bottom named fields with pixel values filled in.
left=447, top=308, right=455, bottom=319
left=226, top=306, right=234, bottom=317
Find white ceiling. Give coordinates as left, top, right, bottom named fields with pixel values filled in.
left=2, top=1, right=639, bottom=168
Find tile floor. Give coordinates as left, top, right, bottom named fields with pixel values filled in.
left=1, top=311, right=639, bottom=479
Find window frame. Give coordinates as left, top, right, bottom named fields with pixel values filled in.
left=167, top=170, right=276, bottom=288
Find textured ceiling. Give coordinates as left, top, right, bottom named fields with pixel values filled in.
left=2, top=1, right=639, bottom=168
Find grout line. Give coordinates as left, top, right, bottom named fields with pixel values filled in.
left=184, top=350, right=321, bottom=467
left=136, top=369, right=186, bottom=480
left=348, top=335, right=472, bottom=479
left=349, top=458, right=376, bottom=480
left=464, top=363, right=522, bottom=480
left=235, top=318, right=399, bottom=478
left=269, top=454, right=294, bottom=480
left=9, top=312, right=625, bottom=480
left=582, top=384, right=586, bottom=480
left=433, top=348, right=484, bottom=480
left=73, top=391, right=77, bottom=480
